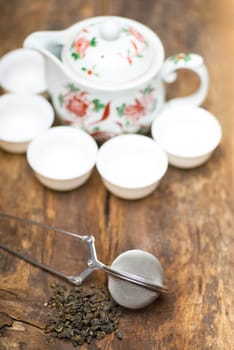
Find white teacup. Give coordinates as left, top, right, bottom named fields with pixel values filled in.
left=0, top=93, right=54, bottom=153
left=0, top=48, right=47, bottom=94
left=27, top=126, right=98, bottom=191
left=151, top=105, right=222, bottom=168
left=96, top=134, right=168, bottom=199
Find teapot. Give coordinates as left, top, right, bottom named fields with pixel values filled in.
left=24, top=16, right=209, bottom=142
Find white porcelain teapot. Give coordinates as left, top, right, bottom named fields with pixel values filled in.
left=24, top=16, right=209, bottom=142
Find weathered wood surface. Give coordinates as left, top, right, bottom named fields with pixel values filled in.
left=0, top=0, right=233, bottom=349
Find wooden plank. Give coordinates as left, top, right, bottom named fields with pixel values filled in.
left=0, top=0, right=234, bottom=349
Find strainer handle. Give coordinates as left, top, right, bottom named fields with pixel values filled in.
left=67, top=235, right=105, bottom=285
left=103, top=265, right=169, bottom=293
left=0, top=212, right=85, bottom=240
left=0, top=213, right=101, bottom=285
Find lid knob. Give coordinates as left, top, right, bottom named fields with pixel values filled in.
left=100, top=19, right=121, bottom=41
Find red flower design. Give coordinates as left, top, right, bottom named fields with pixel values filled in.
left=128, top=27, right=145, bottom=43
left=74, top=37, right=90, bottom=58
left=127, top=56, right=133, bottom=65
left=178, top=53, right=185, bottom=59
left=140, top=93, right=155, bottom=109
left=131, top=39, right=139, bottom=54
left=65, top=92, right=89, bottom=117
left=124, top=99, right=146, bottom=120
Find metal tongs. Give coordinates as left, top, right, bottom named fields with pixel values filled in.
left=0, top=213, right=168, bottom=293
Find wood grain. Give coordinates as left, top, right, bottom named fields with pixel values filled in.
left=0, top=0, right=234, bottom=349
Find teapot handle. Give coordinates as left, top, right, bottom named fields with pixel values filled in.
left=161, top=53, right=209, bottom=107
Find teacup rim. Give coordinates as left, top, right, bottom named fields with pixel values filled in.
left=96, top=134, right=168, bottom=189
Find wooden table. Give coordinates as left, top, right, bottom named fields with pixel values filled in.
left=0, top=1, right=233, bottom=349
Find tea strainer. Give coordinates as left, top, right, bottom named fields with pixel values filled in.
left=0, top=213, right=168, bottom=309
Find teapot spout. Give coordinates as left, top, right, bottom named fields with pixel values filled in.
left=23, top=30, right=73, bottom=96
left=23, top=31, right=67, bottom=59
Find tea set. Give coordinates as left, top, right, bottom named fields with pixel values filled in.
left=0, top=16, right=223, bottom=310
left=0, top=16, right=222, bottom=199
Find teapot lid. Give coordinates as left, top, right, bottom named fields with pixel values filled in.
left=62, top=17, right=164, bottom=89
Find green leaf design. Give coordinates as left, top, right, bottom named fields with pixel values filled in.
left=171, top=54, right=179, bottom=63
left=151, top=100, right=157, bottom=112
left=144, top=85, right=154, bottom=95
left=90, top=37, right=97, bottom=47
left=122, top=28, right=129, bottom=34
left=67, top=83, right=80, bottom=92
left=71, top=52, right=81, bottom=60
left=171, top=53, right=192, bottom=64
left=184, top=54, right=191, bottom=62
left=93, top=126, right=100, bottom=131
left=92, top=99, right=105, bottom=112
left=58, top=94, right=64, bottom=107
left=116, top=103, right=126, bottom=117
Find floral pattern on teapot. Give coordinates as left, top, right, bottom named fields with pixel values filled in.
left=71, top=34, right=97, bottom=60
left=69, top=25, right=148, bottom=77
left=116, top=85, right=157, bottom=121
left=170, top=53, right=191, bottom=64
left=120, top=26, right=148, bottom=65
left=57, top=83, right=158, bottom=142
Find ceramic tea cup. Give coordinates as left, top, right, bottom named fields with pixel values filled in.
left=96, top=134, right=168, bottom=199
left=0, top=48, right=47, bottom=94
left=27, top=126, right=98, bottom=191
left=151, top=105, right=222, bottom=168
left=0, top=93, right=54, bottom=153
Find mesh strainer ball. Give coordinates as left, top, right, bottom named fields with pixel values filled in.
left=108, top=249, right=164, bottom=309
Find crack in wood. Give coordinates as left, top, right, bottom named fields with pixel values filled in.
left=104, top=191, right=110, bottom=227
left=0, top=288, right=18, bottom=299
left=0, top=312, right=13, bottom=329
left=2, top=316, right=44, bottom=332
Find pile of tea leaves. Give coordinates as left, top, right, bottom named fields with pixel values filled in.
left=44, top=284, right=123, bottom=346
